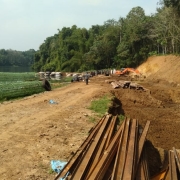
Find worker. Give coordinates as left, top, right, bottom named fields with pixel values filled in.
left=84, top=72, right=89, bottom=85
left=71, top=75, right=79, bottom=82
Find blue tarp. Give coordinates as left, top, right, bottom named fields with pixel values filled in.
left=49, top=99, right=58, bottom=104
left=50, top=160, right=67, bottom=173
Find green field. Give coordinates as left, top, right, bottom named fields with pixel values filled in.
left=0, top=72, right=45, bottom=101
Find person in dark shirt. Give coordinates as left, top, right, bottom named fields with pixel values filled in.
left=84, top=72, right=89, bottom=85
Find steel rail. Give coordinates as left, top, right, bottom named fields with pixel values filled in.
left=169, top=150, right=178, bottom=180
left=133, top=119, right=139, bottom=179
left=55, top=116, right=153, bottom=180
left=168, top=150, right=172, bottom=180
left=55, top=115, right=106, bottom=180
left=135, top=121, right=150, bottom=177
left=85, top=115, right=116, bottom=178
left=136, top=155, right=146, bottom=180
left=111, top=118, right=130, bottom=180
left=136, top=147, right=150, bottom=180
left=86, top=120, right=124, bottom=180
left=104, top=115, right=117, bottom=150
left=173, top=147, right=180, bottom=173
left=142, top=147, right=150, bottom=180
left=164, top=167, right=170, bottom=180
left=103, top=157, right=116, bottom=180
left=70, top=114, right=112, bottom=180
left=151, top=168, right=169, bottom=180
left=122, top=119, right=138, bottom=180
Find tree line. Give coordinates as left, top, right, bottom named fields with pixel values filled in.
left=2, top=0, right=180, bottom=73
left=0, top=49, right=36, bottom=67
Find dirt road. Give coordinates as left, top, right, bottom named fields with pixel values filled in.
left=0, top=78, right=111, bottom=179
left=1, top=72, right=180, bottom=179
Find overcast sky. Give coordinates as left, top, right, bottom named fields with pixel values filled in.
left=0, top=0, right=159, bottom=51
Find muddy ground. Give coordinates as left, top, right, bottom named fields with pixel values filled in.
left=1, top=58, right=180, bottom=179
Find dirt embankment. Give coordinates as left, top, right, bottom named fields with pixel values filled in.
left=1, top=55, right=180, bottom=179
left=137, top=55, right=180, bottom=85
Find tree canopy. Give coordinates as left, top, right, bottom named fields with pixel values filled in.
left=2, top=0, right=180, bottom=73
left=0, top=49, right=36, bottom=67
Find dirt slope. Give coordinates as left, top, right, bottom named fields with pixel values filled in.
left=137, top=55, right=180, bottom=84
left=1, top=55, right=180, bottom=179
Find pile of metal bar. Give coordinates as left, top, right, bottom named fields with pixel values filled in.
left=55, top=114, right=151, bottom=180
left=168, top=147, right=180, bottom=179
left=152, top=147, right=180, bottom=180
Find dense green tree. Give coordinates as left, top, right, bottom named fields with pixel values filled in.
left=164, top=0, right=180, bottom=12
left=0, top=49, right=36, bottom=67
left=150, top=6, right=180, bottom=54
left=31, top=1, right=180, bottom=72
left=116, top=7, right=150, bottom=68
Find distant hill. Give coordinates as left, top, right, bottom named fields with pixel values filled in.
left=137, top=55, right=180, bottom=84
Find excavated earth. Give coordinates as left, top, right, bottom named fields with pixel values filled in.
left=1, top=55, right=180, bottom=179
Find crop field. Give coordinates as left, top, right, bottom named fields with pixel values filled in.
left=0, top=72, right=45, bottom=101
left=0, top=72, right=38, bottom=81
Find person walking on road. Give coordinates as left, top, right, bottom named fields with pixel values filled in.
left=84, top=72, right=89, bottom=85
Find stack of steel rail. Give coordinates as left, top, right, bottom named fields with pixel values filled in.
left=55, top=114, right=152, bottom=180
left=167, top=147, right=180, bottom=179
left=151, top=147, right=180, bottom=180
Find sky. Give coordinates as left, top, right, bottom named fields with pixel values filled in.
left=0, top=0, right=160, bottom=51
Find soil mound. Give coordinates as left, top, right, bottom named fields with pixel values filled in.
left=137, top=55, right=180, bottom=84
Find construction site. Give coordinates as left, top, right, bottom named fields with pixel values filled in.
left=0, top=55, right=180, bottom=179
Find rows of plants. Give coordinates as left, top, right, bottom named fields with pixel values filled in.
left=0, top=72, right=45, bottom=101
left=0, top=72, right=38, bottom=81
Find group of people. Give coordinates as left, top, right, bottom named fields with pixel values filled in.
left=71, top=72, right=90, bottom=85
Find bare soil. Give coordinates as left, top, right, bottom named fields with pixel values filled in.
left=1, top=55, right=180, bottom=179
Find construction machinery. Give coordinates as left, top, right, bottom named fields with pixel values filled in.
left=115, top=68, right=140, bottom=76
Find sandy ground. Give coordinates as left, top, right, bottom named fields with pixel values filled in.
left=0, top=77, right=112, bottom=180
left=1, top=55, right=180, bottom=179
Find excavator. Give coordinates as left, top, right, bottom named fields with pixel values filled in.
left=115, top=68, right=140, bottom=76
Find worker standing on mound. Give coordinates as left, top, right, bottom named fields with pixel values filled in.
left=84, top=72, right=89, bottom=85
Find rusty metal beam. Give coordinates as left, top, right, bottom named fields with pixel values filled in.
left=86, top=120, right=124, bottom=180
left=142, top=148, right=150, bottom=180
left=136, top=155, right=146, bottom=180
left=136, top=146, right=150, bottom=180
left=111, top=118, right=130, bottom=180
left=104, top=115, right=117, bottom=150
left=103, top=157, right=116, bottom=180
left=55, top=115, right=106, bottom=180
left=151, top=168, right=169, bottom=180
left=164, top=167, right=170, bottom=180
left=133, top=119, right=139, bottom=179
left=169, top=150, right=178, bottom=180
left=135, top=121, right=150, bottom=177
left=173, top=147, right=180, bottom=173
left=70, top=114, right=112, bottom=180
left=122, top=119, right=138, bottom=180
left=86, top=116, right=117, bottom=178
left=55, top=116, right=153, bottom=180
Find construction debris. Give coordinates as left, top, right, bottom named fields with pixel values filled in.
left=151, top=147, right=180, bottom=180
left=55, top=114, right=152, bottom=180
left=110, top=80, right=145, bottom=90
left=55, top=114, right=180, bottom=180
left=167, top=148, right=180, bottom=179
